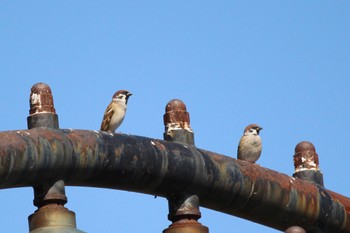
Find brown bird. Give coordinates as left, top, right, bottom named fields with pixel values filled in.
left=100, top=90, right=132, bottom=132
left=237, top=124, right=263, bottom=163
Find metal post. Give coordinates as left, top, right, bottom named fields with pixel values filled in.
left=27, top=83, right=84, bottom=233
left=293, top=141, right=324, bottom=186
left=290, top=141, right=325, bottom=233
left=162, top=99, right=208, bottom=233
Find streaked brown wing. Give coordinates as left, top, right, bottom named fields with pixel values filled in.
left=100, top=103, right=115, bottom=131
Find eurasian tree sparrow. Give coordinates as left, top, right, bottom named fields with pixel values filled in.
left=237, top=124, right=263, bottom=163
left=100, top=90, right=132, bottom=132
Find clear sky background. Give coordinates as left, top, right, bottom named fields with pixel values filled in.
left=1, top=1, right=350, bottom=233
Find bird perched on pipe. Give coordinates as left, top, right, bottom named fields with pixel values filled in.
left=237, top=124, right=263, bottom=163
left=100, top=90, right=132, bottom=132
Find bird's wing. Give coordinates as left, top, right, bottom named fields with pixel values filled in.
left=100, top=103, right=115, bottom=131
left=237, top=142, right=242, bottom=159
left=237, top=136, right=246, bottom=159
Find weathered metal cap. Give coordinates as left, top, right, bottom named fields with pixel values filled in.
left=293, top=141, right=319, bottom=172
left=33, top=180, right=67, bottom=207
left=29, top=83, right=56, bottom=115
left=164, top=99, right=192, bottom=131
left=168, top=195, right=201, bottom=222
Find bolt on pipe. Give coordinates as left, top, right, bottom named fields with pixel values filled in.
left=293, top=141, right=324, bottom=186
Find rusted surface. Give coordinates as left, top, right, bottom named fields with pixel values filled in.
left=163, top=99, right=194, bottom=145
left=294, top=141, right=319, bottom=172
left=27, top=83, right=59, bottom=129
left=164, top=99, right=190, bottom=127
left=164, top=99, right=192, bottom=133
left=29, top=83, right=56, bottom=115
left=0, top=129, right=349, bottom=232
left=167, top=195, right=201, bottom=221
left=329, top=190, right=350, bottom=213
left=163, top=99, right=201, bottom=226
left=293, top=141, right=324, bottom=186
left=26, top=82, right=81, bottom=233
left=33, top=180, right=67, bottom=207
left=27, top=82, right=66, bottom=207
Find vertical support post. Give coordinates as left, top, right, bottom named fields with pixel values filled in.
left=293, top=141, right=324, bottom=186
left=27, top=83, right=85, bottom=233
left=292, top=141, right=324, bottom=233
left=162, top=99, right=208, bottom=233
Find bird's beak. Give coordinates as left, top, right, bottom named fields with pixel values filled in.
left=127, top=92, right=133, bottom=96
left=259, top=127, right=263, bottom=131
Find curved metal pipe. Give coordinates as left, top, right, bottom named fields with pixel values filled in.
left=0, top=128, right=349, bottom=232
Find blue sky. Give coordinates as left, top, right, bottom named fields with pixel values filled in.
left=1, top=1, right=350, bottom=232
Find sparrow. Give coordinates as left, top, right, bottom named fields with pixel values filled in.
left=237, top=124, right=263, bottom=163
left=100, top=90, right=132, bottom=132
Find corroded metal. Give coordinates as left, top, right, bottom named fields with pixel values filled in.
left=167, top=195, right=201, bottom=221
left=26, top=83, right=83, bottom=233
left=163, top=99, right=199, bottom=219
left=293, top=141, right=324, bottom=186
left=294, top=141, right=319, bottom=171
left=29, top=83, right=56, bottom=115
left=33, top=180, right=67, bottom=207
left=27, top=83, right=59, bottom=129
left=27, top=83, right=67, bottom=207
left=163, top=99, right=194, bottom=145
left=163, top=99, right=208, bottom=233
left=0, top=129, right=349, bottom=232
left=164, top=195, right=208, bottom=233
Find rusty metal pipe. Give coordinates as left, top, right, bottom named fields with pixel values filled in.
left=0, top=129, right=349, bottom=232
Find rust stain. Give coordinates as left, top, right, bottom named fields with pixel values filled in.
left=164, top=99, right=192, bottom=132
left=293, top=141, right=320, bottom=172
left=29, top=83, right=56, bottom=115
left=152, top=140, right=166, bottom=151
